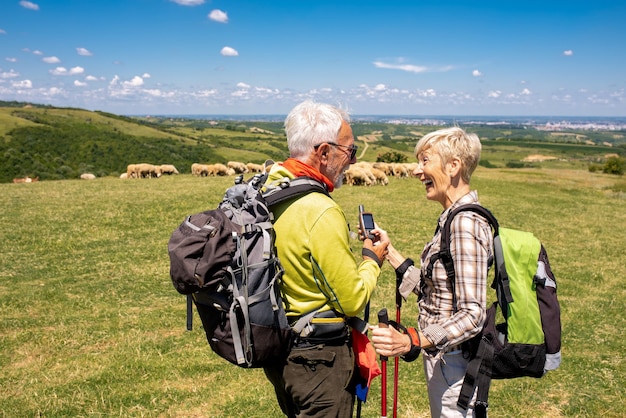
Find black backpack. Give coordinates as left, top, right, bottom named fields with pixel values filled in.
left=167, top=172, right=328, bottom=368
left=429, top=204, right=561, bottom=417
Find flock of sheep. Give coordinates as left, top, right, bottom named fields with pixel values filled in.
left=187, top=160, right=418, bottom=187
left=77, top=160, right=418, bottom=185
left=121, top=163, right=180, bottom=179
left=190, top=161, right=264, bottom=177
left=344, top=161, right=418, bottom=186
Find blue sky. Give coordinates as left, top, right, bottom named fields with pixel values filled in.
left=1, top=0, right=625, bottom=116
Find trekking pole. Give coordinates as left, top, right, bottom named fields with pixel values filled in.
left=186, top=294, right=193, bottom=331
left=378, top=308, right=389, bottom=418
left=356, top=301, right=370, bottom=418
left=393, top=281, right=402, bottom=418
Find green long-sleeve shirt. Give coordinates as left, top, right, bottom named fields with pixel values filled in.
left=266, top=164, right=380, bottom=318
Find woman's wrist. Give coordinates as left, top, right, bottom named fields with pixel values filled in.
left=386, top=244, right=405, bottom=269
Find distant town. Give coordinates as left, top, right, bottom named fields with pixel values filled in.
left=151, top=114, right=626, bottom=131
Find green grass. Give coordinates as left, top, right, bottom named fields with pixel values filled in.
left=1, top=169, right=625, bottom=417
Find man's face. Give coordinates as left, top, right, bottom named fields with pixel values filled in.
left=325, top=121, right=356, bottom=189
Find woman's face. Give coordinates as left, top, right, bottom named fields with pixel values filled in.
left=415, top=148, right=452, bottom=207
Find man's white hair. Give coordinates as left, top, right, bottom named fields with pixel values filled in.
left=284, top=100, right=350, bottom=160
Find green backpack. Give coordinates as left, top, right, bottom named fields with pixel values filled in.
left=432, top=204, right=561, bottom=417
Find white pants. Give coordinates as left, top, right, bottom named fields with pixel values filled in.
left=423, top=350, right=477, bottom=418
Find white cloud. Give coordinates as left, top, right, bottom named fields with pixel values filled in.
left=49, top=67, right=68, bottom=76
left=237, top=82, right=250, bottom=89
left=122, top=76, right=144, bottom=88
left=520, top=88, right=532, bottom=95
left=43, top=56, right=61, bottom=64
left=33, top=50, right=43, bottom=55
left=563, top=50, right=574, bottom=56
left=472, top=69, right=482, bottom=77
left=13, top=79, right=32, bottom=88
left=195, top=89, right=218, bottom=98
left=373, top=61, right=428, bottom=74
left=74, top=80, right=88, bottom=87
left=209, top=9, right=228, bottom=23
left=142, top=73, right=151, bottom=78
left=76, top=47, right=93, bottom=56
left=85, top=75, right=98, bottom=81
left=231, top=89, right=249, bottom=97
left=6, top=57, right=17, bottom=63
left=488, top=90, right=501, bottom=98
left=1, top=69, right=20, bottom=79
left=19, top=1, right=39, bottom=11
left=0, top=29, right=6, bottom=35
left=144, top=89, right=174, bottom=98
left=49, top=66, right=84, bottom=76
left=374, top=84, right=387, bottom=91
left=170, top=0, right=204, bottom=5
left=221, top=46, right=239, bottom=57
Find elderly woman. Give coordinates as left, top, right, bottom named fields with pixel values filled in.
left=371, top=127, right=493, bottom=417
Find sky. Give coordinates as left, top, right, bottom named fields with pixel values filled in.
left=1, top=0, right=625, bottom=117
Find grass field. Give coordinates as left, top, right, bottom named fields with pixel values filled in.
left=1, top=168, right=625, bottom=417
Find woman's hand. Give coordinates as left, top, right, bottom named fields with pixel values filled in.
left=370, top=324, right=412, bottom=358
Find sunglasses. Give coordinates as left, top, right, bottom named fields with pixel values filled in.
left=314, top=142, right=358, bottom=160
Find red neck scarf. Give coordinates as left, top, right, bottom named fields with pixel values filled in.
left=281, top=158, right=334, bottom=193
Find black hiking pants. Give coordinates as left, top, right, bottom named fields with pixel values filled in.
left=263, top=340, right=356, bottom=418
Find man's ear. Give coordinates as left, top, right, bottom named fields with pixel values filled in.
left=317, top=143, right=330, bottom=164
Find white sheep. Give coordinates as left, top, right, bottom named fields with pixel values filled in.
left=344, top=166, right=373, bottom=186
left=227, top=161, right=248, bottom=174
left=246, top=162, right=264, bottom=173
left=159, top=164, right=179, bottom=175
left=370, top=167, right=389, bottom=185
left=191, top=163, right=209, bottom=176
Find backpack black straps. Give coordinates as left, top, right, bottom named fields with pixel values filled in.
left=433, top=204, right=513, bottom=311
left=263, top=176, right=329, bottom=207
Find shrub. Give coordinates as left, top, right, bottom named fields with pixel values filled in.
left=377, top=151, right=407, bottom=163
left=588, top=163, right=603, bottom=173
left=603, top=156, right=625, bottom=175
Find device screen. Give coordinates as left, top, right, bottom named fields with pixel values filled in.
left=361, top=213, right=375, bottom=230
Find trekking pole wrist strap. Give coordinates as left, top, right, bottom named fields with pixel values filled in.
left=362, top=248, right=382, bottom=267
left=388, top=320, right=421, bottom=362
left=402, top=326, right=422, bottom=362
left=395, top=258, right=414, bottom=278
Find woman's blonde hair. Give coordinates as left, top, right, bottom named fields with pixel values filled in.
left=414, top=127, right=481, bottom=183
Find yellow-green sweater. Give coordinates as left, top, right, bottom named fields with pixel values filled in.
left=266, top=164, right=381, bottom=318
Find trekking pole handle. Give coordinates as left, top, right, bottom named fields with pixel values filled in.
left=378, top=308, right=389, bottom=361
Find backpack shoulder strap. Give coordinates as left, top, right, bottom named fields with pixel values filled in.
left=263, top=176, right=329, bottom=207
left=434, top=204, right=502, bottom=311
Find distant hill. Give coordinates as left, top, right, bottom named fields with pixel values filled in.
left=0, top=102, right=290, bottom=183
left=1, top=101, right=623, bottom=183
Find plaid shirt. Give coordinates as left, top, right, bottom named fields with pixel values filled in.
left=417, top=191, right=493, bottom=353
